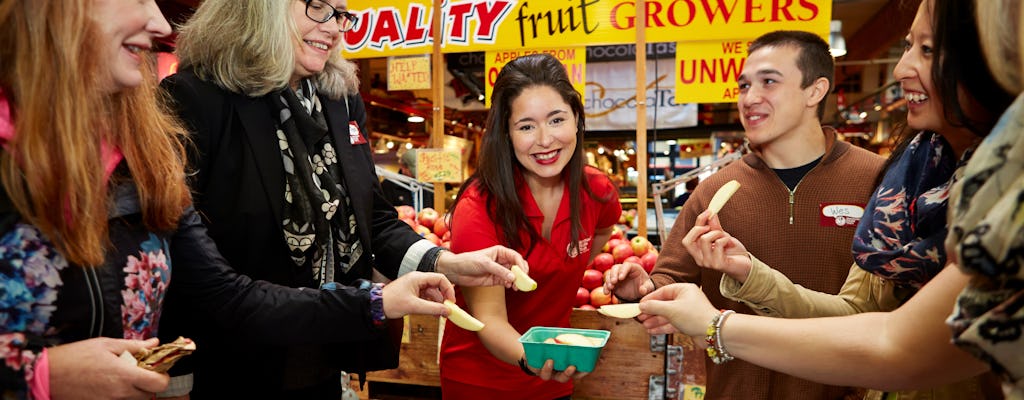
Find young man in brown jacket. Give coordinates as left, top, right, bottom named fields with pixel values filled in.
left=607, top=30, right=884, bottom=399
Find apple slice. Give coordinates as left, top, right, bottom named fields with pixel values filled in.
left=554, top=333, right=598, bottom=347
left=543, top=338, right=557, bottom=344
left=707, top=180, right=741, bottom=214
left=511, top=265, right=537, bottom=291
left=597, top=303, right=641, bottom=319
left=444, top=300, right=485, bottom=331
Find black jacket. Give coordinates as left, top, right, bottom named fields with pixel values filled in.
left=160, top=69, right=429, bottom=398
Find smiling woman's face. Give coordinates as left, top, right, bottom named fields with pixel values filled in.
left=508, top=85, right=578, bottom=186
left=91, top=0, right=171, bottom=93
left=291, top=0, right=346, bottom=85
left=893, top=0, right=945, bottom=133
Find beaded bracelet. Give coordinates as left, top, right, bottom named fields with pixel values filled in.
left=705, top=309, right=736, bottom=364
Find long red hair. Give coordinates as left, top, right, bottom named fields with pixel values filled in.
left=0, top=0, right=191, bottom=266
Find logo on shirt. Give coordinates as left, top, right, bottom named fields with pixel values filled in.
left=349, top=121, right=367, bottom=145
left=566, top=237, right=593, bottom=258
left=820, top=203, right=866, bottom=227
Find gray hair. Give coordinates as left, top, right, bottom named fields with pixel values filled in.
left=175, top=0, right=359, bottom=99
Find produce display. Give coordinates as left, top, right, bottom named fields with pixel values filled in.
left=577, top=219, right=658, bottom=309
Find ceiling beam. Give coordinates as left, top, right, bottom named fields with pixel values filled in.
left=834, top=0, right=921, bottom=86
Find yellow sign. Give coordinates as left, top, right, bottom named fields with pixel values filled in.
left=342, top=0, right=830, bottom=58
left=416, top=149, right=463, bottom=183
left=388, top=55, right=432, bottom=91
left=674, top=39, right=752, bottom=104
left=484, top=48, right=585, bottom=107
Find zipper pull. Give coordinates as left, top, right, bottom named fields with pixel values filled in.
left=788, top=191, right=795, bottom=224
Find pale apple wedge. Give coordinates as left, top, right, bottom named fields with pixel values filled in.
left=597, top=303, right=641, bottom=319
left=707, top=180, right=741, bottom=214
left=554, top=333, right=599, bottom=347
left=444, top=300, right=485, bottom=331
left=511, top=265, right=537, bottom=291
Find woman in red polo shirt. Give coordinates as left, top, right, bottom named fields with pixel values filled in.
left=438, top=53, right=622, bottom=399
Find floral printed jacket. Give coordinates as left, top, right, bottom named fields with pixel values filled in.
left=0, top=181, right=383, bottom=399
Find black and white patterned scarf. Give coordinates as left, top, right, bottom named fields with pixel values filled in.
left=271, top=79, right=361, bottom=287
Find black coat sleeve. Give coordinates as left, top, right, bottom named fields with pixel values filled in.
left=162, top=208, right=381, bottom=345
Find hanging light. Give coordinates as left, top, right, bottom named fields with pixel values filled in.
left=829, top=20, right=847, bottom=57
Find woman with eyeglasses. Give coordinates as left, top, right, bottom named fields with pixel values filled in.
left=160, top=1, right=531, bottom=398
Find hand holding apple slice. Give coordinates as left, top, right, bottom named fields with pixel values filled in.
left=707, top=180, right=741, bottom=214
left=511, top=265, right=537, bottom=291
left=597, top=303, right=641, bottom=319
left=444, top=300, right=485, bottom=331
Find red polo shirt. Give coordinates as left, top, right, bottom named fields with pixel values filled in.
left=439, top=167, right=620, bottom=399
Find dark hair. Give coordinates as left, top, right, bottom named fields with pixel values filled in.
left=748, top=30, right=835, bottom=119
left=878, top=0, right=1014, bottom=182
left=453, top=53, right=600, bottom=256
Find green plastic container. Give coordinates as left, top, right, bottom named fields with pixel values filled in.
left=518, top=326, right=611, bottom=373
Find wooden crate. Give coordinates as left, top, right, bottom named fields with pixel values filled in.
left=570, top=308, right=665, bottom=400
left=365, top=314, right=443, bottom=387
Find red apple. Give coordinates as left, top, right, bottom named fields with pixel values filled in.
left=581, top=269, right=604, bottom=291
left=590, top=287, right=613, bottom=306
left=609, top=225, right=625, bottom=241
left=578, top=304, right=596, bottom=310
left=603, top=238, right=624, bottom=253
left=623, top=256, right=641, bottom=266
left=640, top=252, right=658, bottom=273
left=403, top=218, right=417, bottom=228
left=611, top=243, right=634, bottom=263
left=414, top=225, right=431, bottom=236
left=396, top=205, right=416, bottom=221
left=423, top=233, right=442, bottom=246
left=417, top=207, right=439, bottom=228
left=630, top=236, right=651, bottom=257
left=591, top=253, right=615, bottom=273
left=575, top=287, right=591, bottom=307
left=433, top=217, right=449, bottom=237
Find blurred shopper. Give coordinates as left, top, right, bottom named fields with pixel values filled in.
left=161, top=1, right=528, bottom=398
left=606, top=30, right=885, bottom=399
left=438, top=53, right=621, bottom=399
left=637, top=0, right=1024, bottom=397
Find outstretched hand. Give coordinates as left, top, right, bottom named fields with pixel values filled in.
left=382, top=271, right=456, bottom=318
left=682, top=211, right=753, bottom=283
left=638, top=283, right=719, bottom=341
left=603, top=261, right=655, bottom=301
left=48, top=337, right=169, bottom=400
left=435, top=245, right=527, bottom=288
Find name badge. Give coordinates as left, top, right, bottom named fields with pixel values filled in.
left=349, top=121, right=367, bottom=145
left=820, top=203, right=865, bottom=227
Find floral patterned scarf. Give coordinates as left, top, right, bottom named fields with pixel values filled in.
left=271, top=80, right=361, bottom=287
left=947, top=94, right=1024, bottom=392
left=853, top=131, right=964, bottom=292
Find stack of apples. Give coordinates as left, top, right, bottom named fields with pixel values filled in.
left=395, top=205, right=450, bottom=248
left=575, top=226, right=659, bottom=309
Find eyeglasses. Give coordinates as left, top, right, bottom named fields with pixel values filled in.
left=304, top=0, right=358, bottom=33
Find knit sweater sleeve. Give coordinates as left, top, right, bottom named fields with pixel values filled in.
left=720, top=256, right=894, bottom=317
